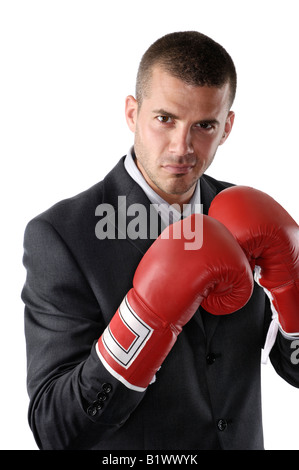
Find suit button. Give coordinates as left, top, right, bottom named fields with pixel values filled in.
left=97, top=391, right=108, bottom=401
left=206, top=353, right=216, bottom=365
left=87, top=399, right=104, bottom=416
left=87, top=404, right=98, bottom=417
left=217, top=419, right=228, bottom=431
left=95, top=399, right=104, bottom=411
left=102, top=383, right=112, bottom=393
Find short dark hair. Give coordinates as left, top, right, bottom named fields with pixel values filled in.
left=136, top=31, right=237, bottom=108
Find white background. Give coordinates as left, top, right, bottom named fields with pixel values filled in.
left=1, top=0, right=298, bottom=450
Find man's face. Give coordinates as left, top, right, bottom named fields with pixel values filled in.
left=125, top=66, right=235, bottom=206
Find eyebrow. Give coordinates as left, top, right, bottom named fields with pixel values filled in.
left=152, top=109, right=179, bottom=120
left=152, top=108, right=220, bottom=126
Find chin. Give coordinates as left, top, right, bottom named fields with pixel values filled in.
left=164, top=182, right=197, bottom=197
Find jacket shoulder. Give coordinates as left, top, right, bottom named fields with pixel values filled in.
left=200, top=173, right=235, bottom=214
left=30, top=180, right=104, bottom=230
left=26, top=157, right=129, bottom=229
left=202, top=173, right=235, bottom=192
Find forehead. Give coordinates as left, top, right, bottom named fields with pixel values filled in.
left=143, top=65, right=231, bottom=117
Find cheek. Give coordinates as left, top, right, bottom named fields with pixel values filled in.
left=137, top=120, right=156, bottom=143
left=198, top=132, right=224, bottom=153
left=193, top=137, right=215, bottom=157
left=143, top=124, right=169, bottom=153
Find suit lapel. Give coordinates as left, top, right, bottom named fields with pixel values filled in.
left=198, top=175, right=221, bottom=339
left=200, top=174, right=218, bottom=215
left=102, top=157, right=160, bottom=257
left=116, top=183, right=158, bottom=256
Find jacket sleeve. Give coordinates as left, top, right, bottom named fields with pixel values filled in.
left=22, top=217, right=146, bottom=450
left=263, top=298, right=299, bottom=388
left=269, top=331, right=299, bottom=388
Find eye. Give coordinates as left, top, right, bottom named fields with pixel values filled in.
left=195, top=122, right=213, bottom=130
left=157, top=115, right=172, bottom=124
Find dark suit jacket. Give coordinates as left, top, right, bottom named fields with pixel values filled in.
left=22, top=156, right=299, bottom=450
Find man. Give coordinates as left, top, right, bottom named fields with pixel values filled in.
left=22, top=31, right=299, bottom=450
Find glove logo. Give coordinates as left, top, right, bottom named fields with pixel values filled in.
left=101, top=297, right=153, bottom=368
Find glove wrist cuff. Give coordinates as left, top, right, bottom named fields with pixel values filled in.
left=96, top=291, right=177, bottom=391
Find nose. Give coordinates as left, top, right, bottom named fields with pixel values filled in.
left=168, top=126, right=194, bottom=156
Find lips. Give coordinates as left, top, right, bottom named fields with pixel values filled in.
left=162, top=164, right=194, bottom=175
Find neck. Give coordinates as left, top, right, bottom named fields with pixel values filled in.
left=155, top=187, right=196, bottom=211
left=136, top=162, right=196, bottom=210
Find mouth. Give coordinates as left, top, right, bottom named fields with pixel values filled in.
left=162, top=164, right=195, bottom=175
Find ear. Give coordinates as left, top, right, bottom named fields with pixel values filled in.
left=125, top=95, right=138, bottom=133
left=219, top=111, right=235, bottom=145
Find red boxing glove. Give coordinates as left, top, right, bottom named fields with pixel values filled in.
left=96, top=214, right=253, bottom=391
left=208, top=186, right=299, bottom=336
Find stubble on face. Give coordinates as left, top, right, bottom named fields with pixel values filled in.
left=134, top=126, right=202, bottom=199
